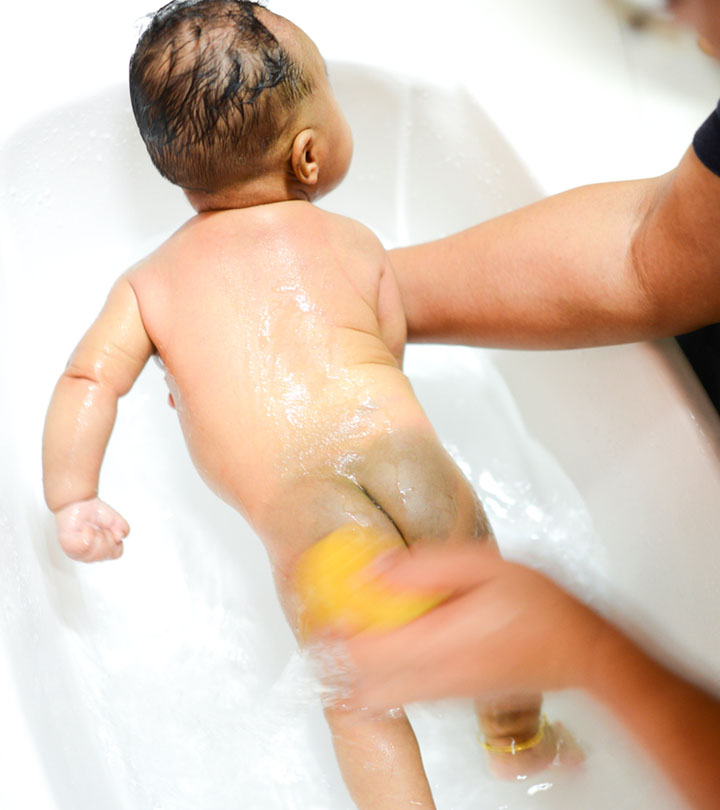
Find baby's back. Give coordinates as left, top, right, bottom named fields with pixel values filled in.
left=129, top=202, right=423, bottom=529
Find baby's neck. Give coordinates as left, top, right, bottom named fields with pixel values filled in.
left=184, top=171, right=313, bottom=213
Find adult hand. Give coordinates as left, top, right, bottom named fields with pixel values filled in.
left=54, top=497, right=129, bottom=562
left=338, top=545, right=607, bottom=711
left=336, top=545, right=720, bottom=810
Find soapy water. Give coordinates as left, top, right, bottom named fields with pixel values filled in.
left=3, top=343, right=685, bottom=810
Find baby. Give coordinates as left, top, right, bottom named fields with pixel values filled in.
left=42, top=1, right=571, bottom=806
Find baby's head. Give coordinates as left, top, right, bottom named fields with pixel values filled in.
left=130, top=0, right=352, bottom=209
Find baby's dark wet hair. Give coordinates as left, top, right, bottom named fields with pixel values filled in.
left=129, top=0, right=314, bottom=192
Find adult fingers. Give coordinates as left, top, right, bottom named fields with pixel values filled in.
left=368, top=543, right=504, bottom=595
left=338, top=594, right=499, bottom=708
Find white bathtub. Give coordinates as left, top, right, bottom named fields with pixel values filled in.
left=2, top=2, right=720, bottom=809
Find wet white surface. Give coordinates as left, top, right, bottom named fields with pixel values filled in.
left=2, top=2, right=720, bottom=808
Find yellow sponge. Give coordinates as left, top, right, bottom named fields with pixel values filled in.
left=294, top=524, right=445, bottom=637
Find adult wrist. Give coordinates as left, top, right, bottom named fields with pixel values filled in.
left=584, top=616, right=665, bottom=712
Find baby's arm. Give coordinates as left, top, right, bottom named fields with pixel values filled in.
left=42, top=275, right=154, bottom=561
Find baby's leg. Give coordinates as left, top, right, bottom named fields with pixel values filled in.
left=323, top=703, right=436, bottom=810
left=270, top=476, right=437, bottom=810
left=355, top=429, right=552, bottom=777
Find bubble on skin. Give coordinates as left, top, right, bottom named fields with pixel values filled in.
left=153, top=221, right=405, bottom=501
left=305, top=641, right=356, bottom=709
left=78, top=384, right=100, bottom=422
left=236, top=268, right=352, bottom=465
left=277, top=375, right=312, bottom=428
left=362, top=738, right=396, bottom=769
left=397, top=484, right=415, bottom=508
left=333, top=451, right=364, bottom=478
left=287, top=390, right=393, bottom=480
left=258, top=304, right=272, bottom=339
left=277, top=280, right=313, bottom=313
left=235, top=253, right=391, bottom=474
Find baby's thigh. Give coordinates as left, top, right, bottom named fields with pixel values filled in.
left=354, top=429, right=494, bottom=547
left=266, top=475, right=407, bottom=634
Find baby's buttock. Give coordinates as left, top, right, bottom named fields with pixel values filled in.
left=257, top=424, right=494, bottom=587
left=174, top=361, right=493, bottom=581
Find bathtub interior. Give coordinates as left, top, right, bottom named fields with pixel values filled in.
left=2, top=58, right=714, bottom=810
left=2, top=4, right=720, bottom=808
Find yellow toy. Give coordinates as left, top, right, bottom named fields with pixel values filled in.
left=294, top=524, right=446, bottom=638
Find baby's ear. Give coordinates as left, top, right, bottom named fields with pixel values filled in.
left=291, top=129, right=319, bottom=187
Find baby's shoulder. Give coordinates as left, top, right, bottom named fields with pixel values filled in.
left=245, top=203, right=388, bottom=271
left=204, top=203, right=383, bottom=256
left=129, top=205, right=387, bottom=285
left=314, top=207, right=384, bottom=253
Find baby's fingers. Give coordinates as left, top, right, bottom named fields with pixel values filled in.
left=55, top=498, right=129, bottom=562
left=99, top=506, right=130, bottom=542
left=60, top=524, right=124, bottom=562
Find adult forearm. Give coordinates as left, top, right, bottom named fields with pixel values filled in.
left=394, top=145, right=720, bottom=348
left=589, top=624, right=720, bottom=810
left=391, top=176, right=670, bottom=349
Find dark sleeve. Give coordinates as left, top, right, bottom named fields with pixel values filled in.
left=693, top=99, right=720, bottom=177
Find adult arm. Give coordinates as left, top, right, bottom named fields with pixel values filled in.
left=592, top=612, right=720, bottom=810
left=339, top=546, right=720, bottom=810
left=391, top=147, right=720, bottom=348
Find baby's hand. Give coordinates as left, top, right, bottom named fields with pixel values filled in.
left=54, top=498, right=129, bottom=562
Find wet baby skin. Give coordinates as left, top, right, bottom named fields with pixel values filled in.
left=41, top=2, right=578, bottom=803
left=42, top=200, right=567, bottom=807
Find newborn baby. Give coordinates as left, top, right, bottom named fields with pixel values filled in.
left=42, top=2, right=574, bottom=806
